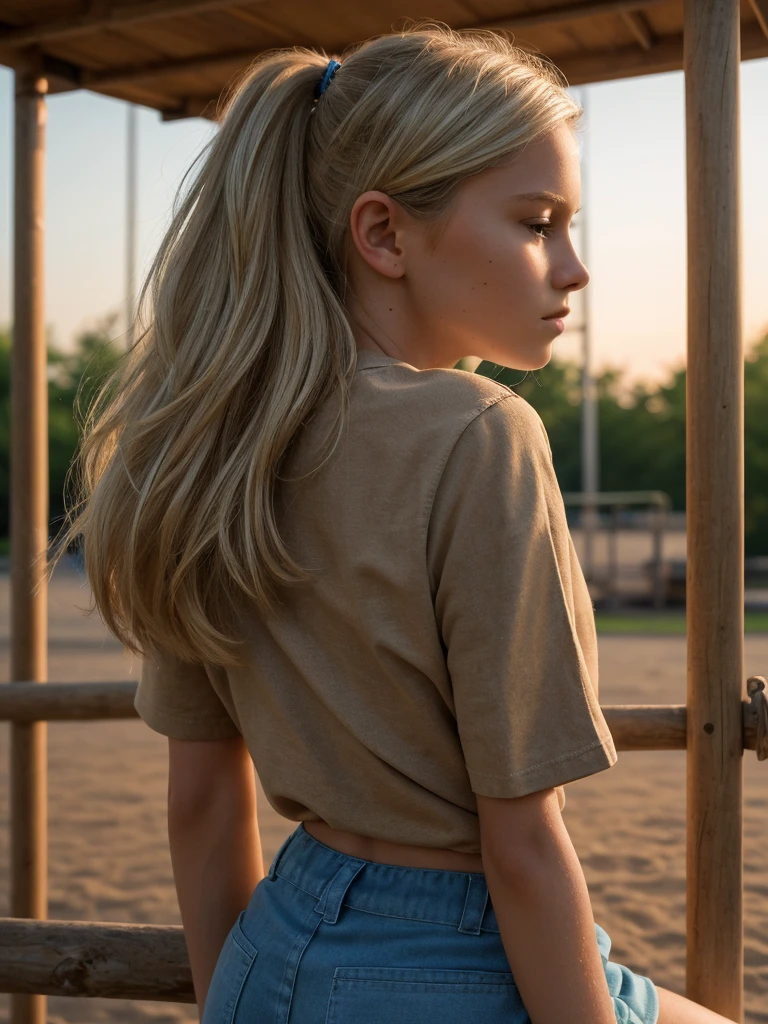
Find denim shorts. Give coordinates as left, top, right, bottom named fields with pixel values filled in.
left=201, top=822, right=659, bottom=1024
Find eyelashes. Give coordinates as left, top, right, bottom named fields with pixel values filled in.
left=528, top=222, right=553, bottom=239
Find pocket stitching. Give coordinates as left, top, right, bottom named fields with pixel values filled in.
left=331, top=965, right=515, bottom=986
left=229, top=914, right=258, bottom=1024
left=232, top=911, right=259, bottom=961
left=325, top=967, right=518, bottom=1024
left=204, top=918, right=259, bottom=1024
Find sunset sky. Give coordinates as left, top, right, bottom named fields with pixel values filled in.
left=1, top=57, right=767, bottom=391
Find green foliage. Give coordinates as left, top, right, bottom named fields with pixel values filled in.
left=477, top=331, right=767, bottom=557
left=0, top=315, right=124, bottom=546
left=745, top=335, right=768, bottom=551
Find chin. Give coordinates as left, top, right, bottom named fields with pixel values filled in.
left=481, top=346, right=552, bottom=374
left=484, top=343, right=553, bottom=373
left=512, top=355, right=552, bottom=373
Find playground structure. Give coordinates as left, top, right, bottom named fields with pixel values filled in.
left=566, top=495, right=768, bottom=610
left=2, top=2, right=768, bottom=1023
left=564, top=490, right=673, bottom=609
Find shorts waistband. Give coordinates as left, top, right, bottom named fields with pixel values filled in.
left=265, top=823, right=499, bottom=934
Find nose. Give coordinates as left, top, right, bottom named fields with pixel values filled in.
left=568, top=253, right=589, bottom=292
left=554, top=249, right=589, bottom=294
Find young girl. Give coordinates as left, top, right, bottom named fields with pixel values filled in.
left=48, top=20, right=736, bottom=1024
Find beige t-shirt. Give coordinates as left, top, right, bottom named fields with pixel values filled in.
left=134, top=349, right=617, bottom=854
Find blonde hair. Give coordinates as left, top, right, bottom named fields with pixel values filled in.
left=44, top=19, right=581, bottom=669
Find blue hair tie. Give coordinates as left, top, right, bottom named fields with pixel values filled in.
left=315, top=59, right=341, bottom=101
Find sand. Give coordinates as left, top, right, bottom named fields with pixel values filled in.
left=0, top=560, right=765, bottom=1023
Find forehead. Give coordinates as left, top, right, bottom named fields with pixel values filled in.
left=462, top=125, right=581, bottom=205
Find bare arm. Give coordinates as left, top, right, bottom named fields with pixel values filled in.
left=167, top=734, right=264, bottom=1020
left=477, top=788, right=616, bottom=1024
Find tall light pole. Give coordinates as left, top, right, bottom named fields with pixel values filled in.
left=125, top=104, right=138, bottom=348
left=579, top=86, right=599, bottom=585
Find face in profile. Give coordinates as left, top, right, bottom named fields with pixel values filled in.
left=347, top=121, right=589, bottom=372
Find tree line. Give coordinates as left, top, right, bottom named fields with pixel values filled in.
left=1, top=319, right=766, bottom=557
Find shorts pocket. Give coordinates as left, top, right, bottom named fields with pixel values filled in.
left=201, top=910, right=259, bottom=1024
left=325, top=965, right=524, bottom=1024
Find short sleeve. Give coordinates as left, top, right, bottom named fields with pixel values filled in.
left=134, top=644, right=241, bottom=740
left=427, top=392, right=617, bottom=799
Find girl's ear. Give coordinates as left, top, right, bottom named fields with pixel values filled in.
left=348, top=191, right=407, bottom=281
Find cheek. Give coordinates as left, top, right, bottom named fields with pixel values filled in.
left=434, top=222, right=526, bottom=297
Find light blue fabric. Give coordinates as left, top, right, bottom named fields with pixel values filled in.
left=201, top=823, right=659, bottom=1024
left=595, top=921, right=659, bottom=1024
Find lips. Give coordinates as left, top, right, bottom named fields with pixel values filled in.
left=543, top=308, right=570, bottom=319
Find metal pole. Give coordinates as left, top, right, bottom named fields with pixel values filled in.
left=608, top=503, right=619, bottom=609
left=651, top=504, right=665, bottom=609
left=125, top=104, right=138, bottom=348
left=10, top=62, right=49, bottom=1024
left=579, top=87, right=600, bottom=586
left=684, top=0, right=744, bottom=1016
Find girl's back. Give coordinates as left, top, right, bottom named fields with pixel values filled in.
left=136, top=348, right=614, bottom=857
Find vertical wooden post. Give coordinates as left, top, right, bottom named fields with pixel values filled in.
left=10, top=63, right=49, bottom=1024
left=684, top=0, right=744, bottom=1018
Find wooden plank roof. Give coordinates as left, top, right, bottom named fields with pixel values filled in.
left=1, top=0, right=767, bottom=119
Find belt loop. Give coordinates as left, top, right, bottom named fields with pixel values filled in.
left=458, top=874, right=489, bottom=934
left=267, top=827, right=298, bottom=881
left=313, top=859, right=367, bottom=924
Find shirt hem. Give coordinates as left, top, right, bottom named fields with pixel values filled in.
left=134, top=693, right=241, bottom=740
left=466, top=734, right=617, bottom=799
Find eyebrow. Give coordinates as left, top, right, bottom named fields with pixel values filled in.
left=509, top=191, right=582, bottom=213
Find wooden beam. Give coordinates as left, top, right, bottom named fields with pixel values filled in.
left=73, top=0, right=668, bottom=89
left=0, top=0, right=666, bottom=50
left=82, top=47, right=257, bottom=89
left=0, top=35, right=194, bottom=107
left=621, top=10, right=654, bottom=49
left=684, top=0, right=744, bottom=1018
left=151, top=19, right=768, bottom=122
left=0, top=37, right=80, bottom=89
left=480, top=0, right=665, bottom=33
left=749, top=0, right=768, bottom=40
left=0, top=0, right=267, bottom=47
left=0, top=681, right=140, bottom=721
left=559, top=31, right=683, bottom=82
left=0, top=917, right=195, bottom=1001
left=557, top=20, right=768, bottom=84
left=78, top=8, right=768, bottom=93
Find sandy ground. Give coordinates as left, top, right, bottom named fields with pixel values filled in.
left=0, top=561, right=766, bottom=1023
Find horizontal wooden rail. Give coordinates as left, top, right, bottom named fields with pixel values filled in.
left=0, top=916, right=195, bottom=1001
left=0, top=682, right=764, bottom=753
left=0, top=681, right=138, bottom=721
